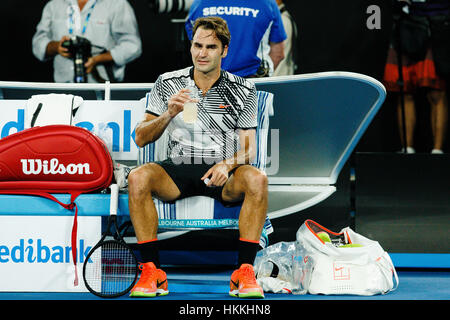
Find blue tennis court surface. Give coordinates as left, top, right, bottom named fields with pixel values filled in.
left=1, top=267, right=448, bottom=300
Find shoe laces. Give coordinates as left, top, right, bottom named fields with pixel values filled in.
left=138, top=262, right=156, bottom=282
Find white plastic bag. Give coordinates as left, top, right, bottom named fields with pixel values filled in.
left=92, top=123, right=134, bottom=190
left=254, top=241, right=304, bottom=294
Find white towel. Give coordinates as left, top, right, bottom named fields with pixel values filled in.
left=25, top=94, right=83, bottom=128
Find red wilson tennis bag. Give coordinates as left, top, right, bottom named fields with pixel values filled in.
left=0, top=124, right=114, bottom=285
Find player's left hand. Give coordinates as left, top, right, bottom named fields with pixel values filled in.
left=201, top=163, right=230, bottom=187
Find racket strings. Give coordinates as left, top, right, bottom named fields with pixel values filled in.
left=84, top=241, right=137, bottom=296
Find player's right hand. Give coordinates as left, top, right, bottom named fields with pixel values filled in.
left=167, top=88, right=192, bottom=118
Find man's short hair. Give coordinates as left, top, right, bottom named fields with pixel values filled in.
left=192, top=16, right=231, bottom=49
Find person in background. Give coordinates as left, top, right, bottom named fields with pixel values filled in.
left=32, top=0, right=142, bottom=83
left=273, top=0, right=298, bottom=76
left=185, top=0, right=287, bottom=78
left=384, top=0, right=449, bottom=154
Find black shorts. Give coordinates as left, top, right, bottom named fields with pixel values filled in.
left=154, top=158, right=241, bottom=206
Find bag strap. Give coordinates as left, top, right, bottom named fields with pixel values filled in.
left=0, top=190, right=82, bottom=286
left=378, top=252, right=400, bottom=293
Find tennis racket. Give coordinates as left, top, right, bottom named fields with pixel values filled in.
left=83, top=184, right=138, bottom=298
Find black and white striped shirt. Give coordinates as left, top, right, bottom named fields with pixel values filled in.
left=145, top=67, right=257, bottom=161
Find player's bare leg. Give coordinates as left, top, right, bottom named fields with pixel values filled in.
left=222, top=165, right=268, bottom=298
left=127, top=163, right=180, bottom=297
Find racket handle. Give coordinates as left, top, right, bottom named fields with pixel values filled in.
left=109, top=183, right=119, bottom=216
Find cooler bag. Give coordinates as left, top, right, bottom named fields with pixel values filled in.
left=0, top=124, right=114, bottom=285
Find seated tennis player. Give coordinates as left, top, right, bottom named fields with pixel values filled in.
left=127, top=16, right=268, bottom=298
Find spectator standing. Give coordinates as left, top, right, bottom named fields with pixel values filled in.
left=383, top=0, right=449, bottom=153
left=32, top=0, right=142, bottom=83
left=273, top=0, right=298, bottom=76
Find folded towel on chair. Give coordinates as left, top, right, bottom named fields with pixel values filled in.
left=25, top=93, right=83, bottom=128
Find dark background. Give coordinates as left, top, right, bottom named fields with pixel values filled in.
left=2, top=0, right=393, bottom=83
left=1, top=0, right=446, bottom=153
left=1, top=0, right=449, bottom=255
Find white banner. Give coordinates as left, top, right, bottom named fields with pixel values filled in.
left=0, top=99, right=146, bottom=161
left=0, top=100, right=26, bottom=137
left=73, top=100, right=146, bottom=161
left=0, top=216, right=100, bottom=292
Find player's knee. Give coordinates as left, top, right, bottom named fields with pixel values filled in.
left=127, top=165, right=156, bottom=196
left=245, top=169, right=268, bottom=198
left=253, top=170, right=268, bottom=190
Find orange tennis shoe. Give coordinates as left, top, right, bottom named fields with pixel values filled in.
left=229, top=263, right=264, bottom=298
left=130, top=262, right=169, bottom=297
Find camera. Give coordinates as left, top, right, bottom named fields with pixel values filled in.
left=61, top=36, right=92, bottom=83
left=255, top=59, right=270, bottom=78
left=148, top=0, right=193, bottom=14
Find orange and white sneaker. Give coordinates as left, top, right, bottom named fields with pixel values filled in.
left=229, top=263, right=264, bottom=298
left=130, top=262, right=169, bottom=297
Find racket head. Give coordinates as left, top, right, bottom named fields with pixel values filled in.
left=83, top=239, right=138, bottom=298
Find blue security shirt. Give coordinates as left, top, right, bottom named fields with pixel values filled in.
left=186, top=0, right=287, bottom=77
